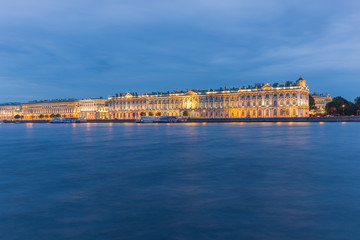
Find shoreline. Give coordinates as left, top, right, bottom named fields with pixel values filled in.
left=1, top=116, right=360, bottom=124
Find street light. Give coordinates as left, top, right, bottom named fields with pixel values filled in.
left=342, top=104, right=346, bottom=116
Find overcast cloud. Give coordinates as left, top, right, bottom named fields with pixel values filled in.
left=0, top=0, right=359, bottom=102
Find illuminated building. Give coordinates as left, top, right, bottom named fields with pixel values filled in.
left=79, top=98, right=107, bottom=120
left=311, top=93, right=332, bottom=114
left=21, top=100, right=79, bottom=120
left=108, top=76, right=309, bottom=119
left=0, top=104, right=21, bottom=120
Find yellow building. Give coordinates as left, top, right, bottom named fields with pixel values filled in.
left=21, top=100, right=79, bottom=120
left=108, top=77, right=309, bottom=119
left=79, top=98, right=107, bottom=120
left=0, top=104, right=21, bottom=120
left=311, top=93, right=332, bottom=114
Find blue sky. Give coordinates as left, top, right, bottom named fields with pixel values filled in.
left=0, top=0, right=359, bottom=103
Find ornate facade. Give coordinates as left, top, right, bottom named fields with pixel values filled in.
left=0, top=104, right=21, bottom=120
left=21, top=100, right=79, bottom=119
left=108, top=77, right=309, bottom=119
left=79, top=98, right=108, bottom=120
left=311, top=93, right=332, bottom=114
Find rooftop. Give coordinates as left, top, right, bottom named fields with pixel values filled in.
left=111, top=79, right=307, bottom=98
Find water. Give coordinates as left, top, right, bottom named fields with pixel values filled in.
left=0, top=122, right=360, bottom=240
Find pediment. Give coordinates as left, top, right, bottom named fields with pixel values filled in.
left=185, top=90, right=197, bottom=95
left=262, top=83, right=273, bottom=91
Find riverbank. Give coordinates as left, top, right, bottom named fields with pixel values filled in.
left=2, top=116, right=360, bottom=124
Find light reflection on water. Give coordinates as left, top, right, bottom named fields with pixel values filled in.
left=0, top=123, right=360, bottom=240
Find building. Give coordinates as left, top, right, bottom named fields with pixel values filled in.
left=108, top=77, right=309, bottom=119
left=311, top=93, right=332, bottom=114
left=79, top=98, right=108, bottom=120
left=0, top=104, right=21, bottom=120
left=21, top=100, right=79, bottom=120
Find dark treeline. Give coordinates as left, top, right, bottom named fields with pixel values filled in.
left=325, top=96, right=360, bottom=116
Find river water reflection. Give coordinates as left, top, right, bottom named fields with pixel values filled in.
left=0, top=123, right=359, bottom=239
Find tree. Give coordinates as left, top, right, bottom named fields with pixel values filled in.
left=155, top=112, right=161, bottom=116
left=325, top=102, right=337, bottom=115
left=183, top=111, right=189, bottom=117
left=14, top=114, right=21, bottom=119
left=309, top=95, right=317, bottom=110
left=50, top=114, right=55, bottom=118
left=325, top=96, right=356, bottom=116
left=55, top=114, right=61, bottom=117
left=30, top=115, right=35, bottom=120
left=149, top=112, right=154, bottom=116
left=39, top=114, right=44, bottom=119
left=355, top=97, right=360, bottom=115
left=140, top=112, right=146, bottom=116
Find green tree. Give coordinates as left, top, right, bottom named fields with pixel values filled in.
left=39, top=114, right=44, bottom=119
left=325, top=96, right=356, bottom=116
left=50, top=114, right=55, bottom=118
left=55, top=114, right=61, bottom=118
left=355, top=97, right=360, bottom=115
left=325, top=102, right=337, bottom=115
left=149, top=112, right=154, bottom=116
left=140, top=112, right=146, bottom=116
left=155, top=112, right=161, bottom=116
left=183, top=111, right=189, bottom=117
left=309, top=95, right=317, bottom=110
left=14, top=114, right=21, bottom=119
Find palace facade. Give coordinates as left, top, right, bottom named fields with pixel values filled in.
left=0, top=104, right=21, bottom=120
left=0, top=77, right=311, bottom=121
left=21, top=100, right=79, bottom=119
left=311, top=93, right=332, bottom=115
left=79, top=98, right=108, bottom=120
left=108, top=77, right=309, bottom=119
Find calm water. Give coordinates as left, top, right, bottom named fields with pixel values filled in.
left=0, top=122, right=360, bottom=240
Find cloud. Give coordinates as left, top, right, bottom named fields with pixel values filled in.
left=0, top=0, right=360, bottom=102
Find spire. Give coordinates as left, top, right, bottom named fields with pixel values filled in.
left=298, top=75, right=303, bottom=80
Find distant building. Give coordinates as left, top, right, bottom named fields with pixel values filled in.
left=108, top=76, right=310, bottom=119
left=311, top=93, right=332, bottom=114
left=79, top=98, right=107, bottom=120
left=0, top=104, right=21, bottom=120
left=1, top=76, right=313, bottom=120
left=21, top=100, right=79, bottom=120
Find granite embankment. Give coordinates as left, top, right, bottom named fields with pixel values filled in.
left=187, top=116, right=360, bottom=123
left=2, top=116, right=360, bottom=124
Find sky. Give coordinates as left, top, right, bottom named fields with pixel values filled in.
left=0, top=0, right=360, bottom=103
